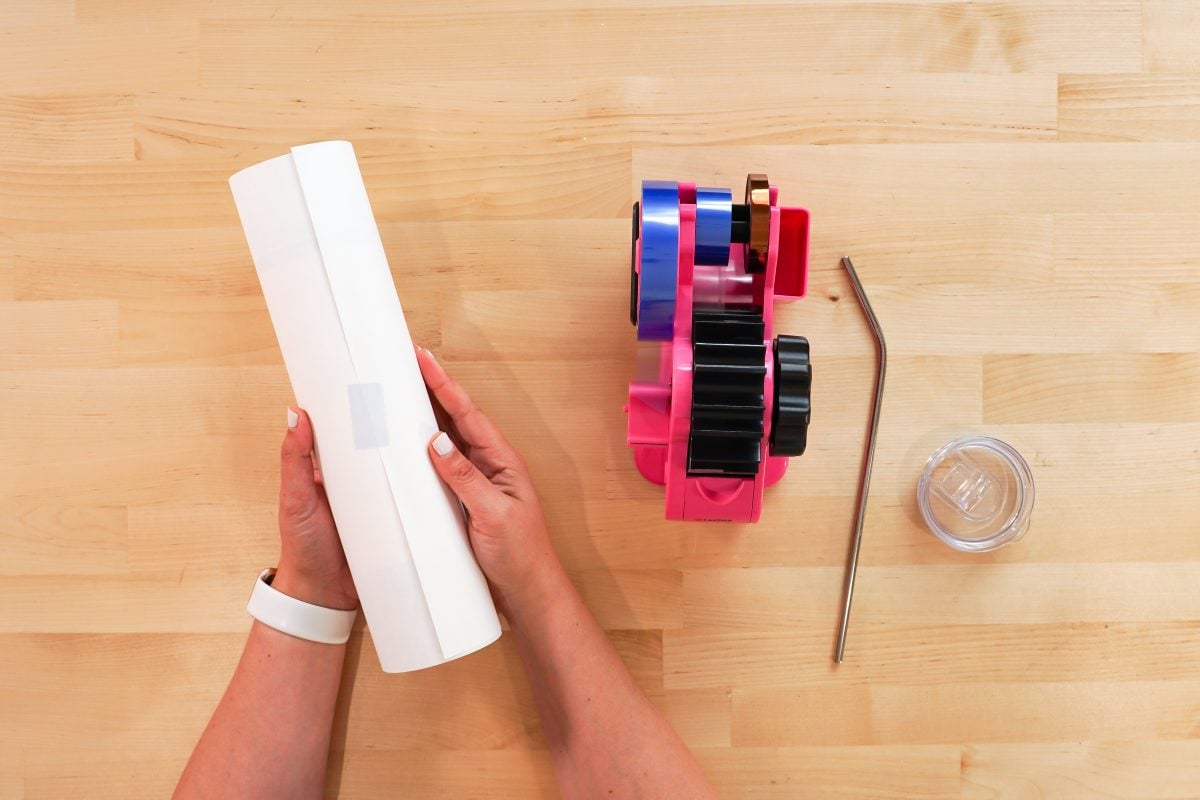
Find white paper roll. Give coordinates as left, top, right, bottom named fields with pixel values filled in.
left=229, top=141, right=501, bottom=673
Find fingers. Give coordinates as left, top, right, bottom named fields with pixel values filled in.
left=428, top=431, right=502, bottom=518
left=415, top=347, right=522, bottom=468
left=280, top=406, right=322, bottom=521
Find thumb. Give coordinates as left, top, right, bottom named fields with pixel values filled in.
left=280, top=407, right=321, bottom=522
left=428, top=431, right=499, bottom=517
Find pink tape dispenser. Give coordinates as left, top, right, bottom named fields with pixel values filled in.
left=625, top=174, right=811, bottom=522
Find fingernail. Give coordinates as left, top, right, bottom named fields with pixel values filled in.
left=432, top=431, right=455, bottom=457
left=287, top=408, right=299, bottom=429
left=421, top=346, right=437, bottom=364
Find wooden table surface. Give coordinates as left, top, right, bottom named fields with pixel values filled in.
left=4, top=2, right=1200, bottom=798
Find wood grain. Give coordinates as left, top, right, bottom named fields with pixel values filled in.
left=1058, top=74, right=1200, bottom=142
left=0, top=95, right=132, bottom=162
left=1, top=1, right=1199, bottom=797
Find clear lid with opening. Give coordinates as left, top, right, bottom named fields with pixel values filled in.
left=917, top=436, right=1035, bottom=552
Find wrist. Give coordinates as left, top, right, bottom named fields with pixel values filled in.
left=272, top=563, right=358, bottom=611
left=500, top=554, right=572, bottom=627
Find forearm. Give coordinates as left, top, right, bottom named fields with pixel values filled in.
left=506, top=564, right=716, bottom=800
left=174, top=574, right=349, bottom=800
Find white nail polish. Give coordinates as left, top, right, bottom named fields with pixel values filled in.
left=432, top=432, right=455, bottom=457
left=287, top=408, right=299, bottom=429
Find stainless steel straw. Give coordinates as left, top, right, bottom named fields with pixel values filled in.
left=834, top=256, right=887, bottom=663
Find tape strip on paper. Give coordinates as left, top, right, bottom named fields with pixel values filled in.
left=347, top=383, right=390, bottom=449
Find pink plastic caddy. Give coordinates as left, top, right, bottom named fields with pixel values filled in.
left=625, top=175, right=811, bottom=522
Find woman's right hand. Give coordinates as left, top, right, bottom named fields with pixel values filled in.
left=416, top=346, right=562, bottom=616
left=417, top=349, right=718, bottom=800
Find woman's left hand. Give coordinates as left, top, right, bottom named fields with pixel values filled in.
left=272, top=407, right=358, bottom=610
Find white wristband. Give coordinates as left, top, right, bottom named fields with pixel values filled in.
left=246, top=568, right=357, bottom=644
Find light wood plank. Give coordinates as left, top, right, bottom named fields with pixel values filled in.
left=1054, top=212, right=1200, bottom=283
left=732, top=681, right=1200, bottom=746
left=126, top=502, right=277, bottom=575
left=0, top=300, right=118, bottom=368
left=23, top=763, right=180, bottom=800
left=962, top=741, right=1200, bottom=799
left=984, top=353, right=1200, bottom=423
left=0, top=23, right=197, bottom=94
left=10, top=226, right=260, bottom=300
left=0, top=505, right=127, bottom=575
left=129, top=76, right=1056, bottom=162
left=0, top=0, right=73, bottom=28
left=117, top=296, right=282, bottom=365
left=849, top=492, right=1200, bottom=566
left=76, top=0, right=1129, bottom=21
left=809, top=214, right=1055, bottom=287
left=0, top=634, right=243, bottom=771
left=0, top=159, right=245, bottom=232
left=1059, top=74, right=1200, bottom=142
left=0, top=232, right=13, bottom=300
left=683, top=564, right=1200, bottom=628
left=198, top=4, right=1140, bottom=89
left=697, top=745, right=961, bottom=800
left=0, top=95, right=132, bottom=162
left=664, top=622, right=1200, bottom=689
left=1143, top=0, right=1200, bottom=71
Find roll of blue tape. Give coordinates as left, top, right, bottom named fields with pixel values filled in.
left=637, top=181, right=680, bottom=341
left=695, top=187, right=732, bottom=267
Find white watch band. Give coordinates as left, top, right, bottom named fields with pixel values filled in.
left=246, top=568, right=357, bottom=644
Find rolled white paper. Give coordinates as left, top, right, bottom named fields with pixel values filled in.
left=229, top=141, right=501, bottom=672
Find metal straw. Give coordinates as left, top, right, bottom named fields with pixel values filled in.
left=834, top=256, right=887, bottom=663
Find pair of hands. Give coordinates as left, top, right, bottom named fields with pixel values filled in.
left=271, top=347, right=556, bottom=617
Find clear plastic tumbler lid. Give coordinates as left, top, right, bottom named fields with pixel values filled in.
left=917, top=436, right=1035, bottom=552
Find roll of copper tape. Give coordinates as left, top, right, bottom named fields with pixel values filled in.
left=744, top=173, right=770, bottom=273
